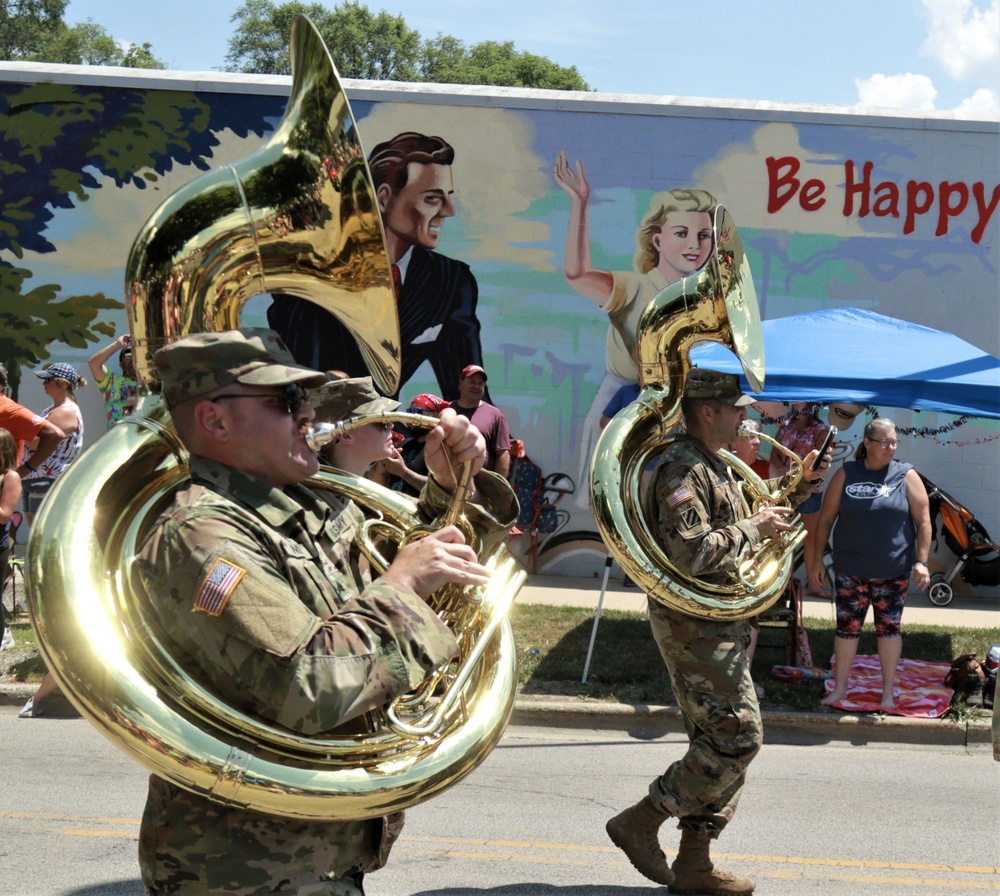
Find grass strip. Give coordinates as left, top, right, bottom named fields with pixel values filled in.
left=510, top=603, right=999, bottom=716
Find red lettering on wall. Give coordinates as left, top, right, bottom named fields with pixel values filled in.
left=872, top=183, right=900, bottom=218
left=843, top=161, right=873, bottom=217
left=903, top=182, right=935, bottom=234
left=800, top=179, right=826, bottom=211
left=766, top=156, right=826, bottom=212
left=936, top=182, right=969, bottom=236
left=972, top=183, right=1000, bottom=244
left=766, top=156, right=997, bottom=244
left=766, top=156, right=800, bottom=212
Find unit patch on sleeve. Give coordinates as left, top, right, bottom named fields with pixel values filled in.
left=194, top=558, right=246, bottom=616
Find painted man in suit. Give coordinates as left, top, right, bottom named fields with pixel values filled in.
left=268, top=132, right=487, bottom=403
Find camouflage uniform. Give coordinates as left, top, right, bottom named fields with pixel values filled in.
left=644, top=433, right=813, bottom=835
left=134, top=455, right=517, bottom=895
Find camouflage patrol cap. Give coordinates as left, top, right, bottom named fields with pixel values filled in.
left=312, top=375, right=400, bottom=424
left=685, top=369, right=755, bottom=406
left=154, top=328, right=328, bottom=408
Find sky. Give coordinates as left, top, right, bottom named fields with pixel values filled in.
left=61, top=0, right=1000, bottom=117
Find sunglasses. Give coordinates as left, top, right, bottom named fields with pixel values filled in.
left=211, top=384, right=310, bottom=416
left=867, top=438, right=898, bottom=449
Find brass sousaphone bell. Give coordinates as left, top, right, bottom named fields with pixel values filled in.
left=25, top=15, right=523, bottom=821
left=590, top=207, right=807, bottom=620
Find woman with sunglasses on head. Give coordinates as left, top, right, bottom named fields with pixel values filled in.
left=18, top=363, right=87, bottom=717
left=20, top=362, right=87, bottom=526
left=812, top=418, right=931, bottom=710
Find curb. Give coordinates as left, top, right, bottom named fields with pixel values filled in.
left=2, top=684, right=991, bottom=749
left=510, top=695, right=992, bottom=748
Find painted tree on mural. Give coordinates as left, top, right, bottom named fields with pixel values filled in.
left=0, top=81, right=280, bottom=396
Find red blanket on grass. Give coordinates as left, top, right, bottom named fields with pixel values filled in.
left=822, top=655, right=953, bottom=718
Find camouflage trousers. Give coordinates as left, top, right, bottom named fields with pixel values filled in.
left=646, top=599, right=763, bottom=835
left=139, top=776, right=401, bottom=895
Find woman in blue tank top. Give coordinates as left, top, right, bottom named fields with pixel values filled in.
left=811, top=418, right=932, bottom=709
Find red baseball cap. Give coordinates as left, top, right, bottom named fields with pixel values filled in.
left=408, top=393, right=448, bottom=413
left=460, top=364, right=487, bottom=380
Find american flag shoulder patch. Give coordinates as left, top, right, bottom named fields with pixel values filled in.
left=666, top=485, right=693, bottom=508
left=194, top=558, right=246, bottom=616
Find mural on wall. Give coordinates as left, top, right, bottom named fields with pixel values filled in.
left=553, top=151, right=717, bottom=508
left=267, top=131, right=488, bottom=403
left=1, top=70, right=997, bottom=576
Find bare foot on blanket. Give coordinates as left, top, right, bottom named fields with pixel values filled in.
left=880, top=689, right=896, bottom=709
left=821, top=690, right=847, bottom=706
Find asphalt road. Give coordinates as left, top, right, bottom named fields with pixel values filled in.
left=1, top=709, right=997, bottom=896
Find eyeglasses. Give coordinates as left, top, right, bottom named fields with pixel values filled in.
left=211, top=384, right=310, bottom=416
left=867, top=438, right=898, bottom=449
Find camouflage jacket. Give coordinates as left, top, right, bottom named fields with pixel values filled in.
left=133, top=456, right=517, bottom=894
left=648, top=434, right=813, bottom=585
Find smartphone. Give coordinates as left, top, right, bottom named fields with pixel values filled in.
left=810, top=426, right=838, bottom=471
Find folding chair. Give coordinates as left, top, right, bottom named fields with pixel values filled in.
left=754, top=578, right=802, bottom=666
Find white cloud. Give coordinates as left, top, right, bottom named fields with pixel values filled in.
left=854, top=73, right=939, bottom=110
left=954, top=86, right=1000, bottom=116
left=920, top=0, right=1000, bottom=82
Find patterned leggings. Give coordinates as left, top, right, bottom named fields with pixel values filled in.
left=833, top=572, right=908, bottom=639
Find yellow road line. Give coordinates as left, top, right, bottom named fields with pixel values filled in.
left=3, top=816, right=998, bottom=889
left=400, top=834, right=1000, bottom=883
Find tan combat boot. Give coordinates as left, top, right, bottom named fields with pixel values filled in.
left=605, top=796, right=675, bottom=886
left=670, top=827, right=755, bottom=895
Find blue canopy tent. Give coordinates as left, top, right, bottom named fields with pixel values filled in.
left=690, top=307, right=1000, bottom=419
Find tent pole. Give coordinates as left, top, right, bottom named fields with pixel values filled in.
left=582, top=554, right=614, bottom=684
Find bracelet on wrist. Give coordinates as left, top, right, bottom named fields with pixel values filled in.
left=914, top=560, right=927, bottom=565
left=22, top=462, right=34, bottom=472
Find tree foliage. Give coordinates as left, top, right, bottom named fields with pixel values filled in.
left=0, top=0, right=67, bottom=60
left=226, top=0, right=589, bottom=90
left=227, top=0, right=422, bottom=79
left=422, top=36, right=588, bottom=90
left=0, top=1, right=165, bottom=68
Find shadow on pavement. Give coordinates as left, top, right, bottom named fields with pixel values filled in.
left=63, top=881, right=143, bottom=895
left=413, top=888, right=652, bottom=896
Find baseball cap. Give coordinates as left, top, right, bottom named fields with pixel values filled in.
left=312, top=375, right=400, bottom=424
left=460, top=364, right=487, bottom=380
left=684, top=369, right=755, bottom=407
left=408, top=393, right=449, bottom=414
left=153, top=328, right=328, bottom=408
left=827, top=402, right=866, bottom=430
left=36, top=363, right=80, bottom=385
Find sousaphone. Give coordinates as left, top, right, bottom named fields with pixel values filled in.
left=590, top=207, right=807, bottom=619
left=25, top=15, right=523, bottom=821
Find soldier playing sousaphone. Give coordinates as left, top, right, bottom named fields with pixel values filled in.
left=132, top=328, right=516, bottom=895
left=605, top=369, right=831, bottom=895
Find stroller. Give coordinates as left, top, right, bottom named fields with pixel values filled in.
left=920, top=474, right=1000, bottom=606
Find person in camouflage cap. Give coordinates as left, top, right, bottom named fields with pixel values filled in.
left=312, top=375, right=400, bottom=474
left=133, top=327, right=517, bottom=895
left=605, top=367, right=831, bottom=896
